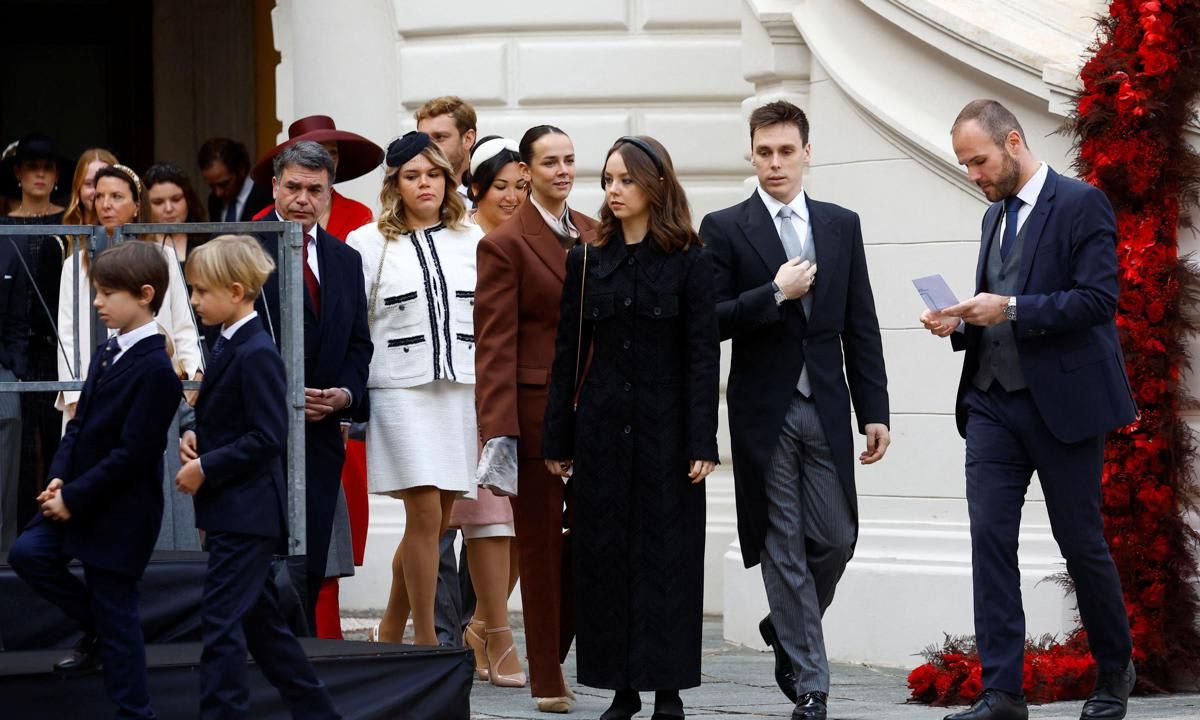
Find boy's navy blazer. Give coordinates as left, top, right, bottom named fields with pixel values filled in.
left=41, top=333, right=182, bottom=578
left=192, top=315, right=287, bottom=538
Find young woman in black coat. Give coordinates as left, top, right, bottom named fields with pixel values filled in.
left=542, top=136, right=719, bottom=720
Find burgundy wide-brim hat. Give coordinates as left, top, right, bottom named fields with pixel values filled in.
left=252, top=115, right=384, bottom=186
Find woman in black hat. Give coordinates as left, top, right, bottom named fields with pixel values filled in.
left=3, top=133, right=67, bottom=222
left=0, top=134, right=69, bottom=538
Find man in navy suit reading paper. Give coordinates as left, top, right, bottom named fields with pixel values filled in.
left=924, top=99, right=1137, bottom=720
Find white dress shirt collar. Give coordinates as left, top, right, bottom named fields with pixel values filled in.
left=757, top=186, right=809, bottom=224
left=221, top=310, right=259, bottom=340
left=1015, top=162, right=1049, bottom=208
left=111, top=319, right=160, bottom=366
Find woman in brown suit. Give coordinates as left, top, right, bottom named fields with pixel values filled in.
left=474, top=125, right=597, bottom=713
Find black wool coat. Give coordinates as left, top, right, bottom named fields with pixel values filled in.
left=543, top=233, right=719, bottom=691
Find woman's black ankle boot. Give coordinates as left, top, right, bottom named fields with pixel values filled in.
left=652, top=689, right=684, bottom=719
left=600, top=689, right=642, bottom=720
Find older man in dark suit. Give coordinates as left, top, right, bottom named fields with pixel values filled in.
left=701, top=101, right=890, bottom=720
left=255, top=141, right=373, bottom=633
left=923, top=100, right=1137, bottom=720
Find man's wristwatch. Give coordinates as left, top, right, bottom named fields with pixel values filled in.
left=1004, top=296, right=1017, bottom=322
left=772, top=282, right=787, bottom=306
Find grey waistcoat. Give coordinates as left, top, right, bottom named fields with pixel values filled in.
left=972, top=214, right=1029, bottom=392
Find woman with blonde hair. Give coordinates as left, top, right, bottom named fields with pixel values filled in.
left=346, top=132, right=484, bottom=648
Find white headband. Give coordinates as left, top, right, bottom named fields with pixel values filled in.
left=469, top=137, right=520, bottom=177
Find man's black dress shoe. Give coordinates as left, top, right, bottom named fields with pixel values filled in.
left=54, top=633, right=102, bottom=675
left=1080, top=660, right=1135, bottom=720
left=791, top=691, right=827, bottom=720
left=759, top=615, right=798, bottom=702
left=943, top=689, right=1028, bottom=720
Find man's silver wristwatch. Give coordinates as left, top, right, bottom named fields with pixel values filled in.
left=772, top=282, right=787, bottom=306
left=1004, top=296, right=1017, bottom=322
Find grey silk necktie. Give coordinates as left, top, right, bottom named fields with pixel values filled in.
left=777, top=204, right=813, bottom=396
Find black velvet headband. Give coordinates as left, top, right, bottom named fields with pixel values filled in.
left=615, top=136, right=664, bottom=178
left=601, top=136, right=666, bottom=189
left=386, top=131, right=432, bottom=168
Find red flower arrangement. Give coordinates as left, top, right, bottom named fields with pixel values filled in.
left=910, top=0, right=1200, bottom=706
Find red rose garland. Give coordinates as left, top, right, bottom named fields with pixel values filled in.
left=909, top=0, right=1200, bottom=705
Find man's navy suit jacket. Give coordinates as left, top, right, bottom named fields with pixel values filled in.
left=951, top=167, right=1137, bottom=443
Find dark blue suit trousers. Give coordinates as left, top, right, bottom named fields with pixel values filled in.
left=200, top=532, right=339, bottom=720
left=964, top=385, right=1131, bottom=694
left=10, top=520, right=155, bottom=719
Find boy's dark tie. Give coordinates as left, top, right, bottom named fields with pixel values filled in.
left=211, top=335, right=228, bottom=360
left=94, top=336, right=121, bottom=382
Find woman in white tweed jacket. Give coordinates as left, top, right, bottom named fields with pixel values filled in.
left=346, top=132, right=480, bottom=647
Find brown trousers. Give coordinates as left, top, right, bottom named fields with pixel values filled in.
left=513, top=459, right=574, bottom=697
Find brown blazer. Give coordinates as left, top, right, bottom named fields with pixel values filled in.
left=474, top=199, right=598, bottom=458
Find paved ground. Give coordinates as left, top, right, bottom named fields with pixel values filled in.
left=343, top=615, right=1200, bottom=720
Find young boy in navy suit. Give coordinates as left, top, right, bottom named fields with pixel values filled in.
left=8, top=241, right=183, bottom=720
left=176, top=235, right=341, bottom=720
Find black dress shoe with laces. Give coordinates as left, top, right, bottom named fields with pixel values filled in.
left=791, top=691, right=827, bottom=720
left=943, top=689, right=1028, bottom=720
left=54, top=633, right=102, bottom=675
left=759, top=615, right=798, bottom=702
left=1080, top=660, right=1135, bottom=720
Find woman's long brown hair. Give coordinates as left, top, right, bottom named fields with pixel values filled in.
left=595, top=136, right=699, bottom=253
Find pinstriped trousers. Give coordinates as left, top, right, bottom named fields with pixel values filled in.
left=760, top=391, right=856, bottom=695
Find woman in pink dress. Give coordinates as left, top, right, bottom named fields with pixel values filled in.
left=450, top=136, right=530, bottom=688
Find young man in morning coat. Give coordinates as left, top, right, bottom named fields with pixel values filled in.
left=700, top=101, right=891, bottom=720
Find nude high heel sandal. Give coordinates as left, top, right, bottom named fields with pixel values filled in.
left=485, top=626, right=528, bottom=688
left=464, top=619, right=490, bottom=681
